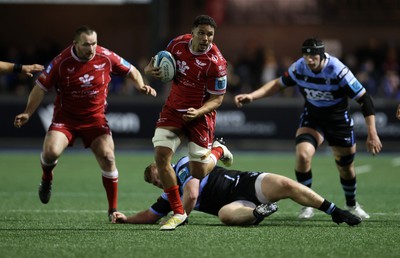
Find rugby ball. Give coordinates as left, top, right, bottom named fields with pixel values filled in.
left=153, top=50, right=176, bottom=82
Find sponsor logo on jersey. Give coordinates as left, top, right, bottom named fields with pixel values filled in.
left=215, top=75, right=227, bottom=90
left=94, top=63, right=106, bottom=71
left=176, top=50, right=183, bottom=56
left=195, top=58, right=207, bottom=68
left=120, top=58, right=131, bottom=69
left=211, top=54, right=218, bottom=63
left=67, top=67, right=75, bottom=74
left=177, top=60, right=189, bottom=75
left=304, top=88, right=334, bottom=101
left=79, top=74, right=95, bottom=87
left=350, top=80, right=363, bottom=92
left=338, top=67, right=349, bottom=79
left=46, top=63, right=53, bottom=74
left=101, top=48, right=112, bottom=56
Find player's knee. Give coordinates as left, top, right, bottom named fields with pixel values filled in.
left=152, top=128, right=181, bottom=152
left=295, top=133, right=318, bottom=150
left=218, top=207, right=236, bottom=225
left=335, top=153, right=355, bottom=167
left=188, top=142, right=211, bottom=164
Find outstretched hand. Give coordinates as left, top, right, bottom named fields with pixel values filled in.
left=111, top=211, right=127, bottom=223
left=14, top=113, right=30, bottom=128
left=234, top=94, right=253, bottom=108
left=22, top=64, right=44, bottom=77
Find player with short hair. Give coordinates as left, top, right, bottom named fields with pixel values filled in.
left=235, top=37, right=382, bottom=220
left=111, top=155, right=361, bottom=227
left=14, top=25, right=156, bottom=220
left=144, top=15, right=232, bottom=230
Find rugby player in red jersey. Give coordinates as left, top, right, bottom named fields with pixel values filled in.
left=14, top=25, right=156, bottom=220
left=144, top=15, right=233, bottom=230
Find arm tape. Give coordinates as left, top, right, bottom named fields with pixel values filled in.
left=357, top=93, right=375, bottom=117
left=13, top=63, right=22, bottom=73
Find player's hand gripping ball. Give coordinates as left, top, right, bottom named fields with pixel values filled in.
left=153, top=50, right=176, bottom=82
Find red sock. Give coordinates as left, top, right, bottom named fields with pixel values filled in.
left=211, top=146, right=223, bottom=160
left=41, top=163, right=55, bottom=182
left=102, top=176, right=118, bottom=213
left=165, top=185, right=185, bottom=215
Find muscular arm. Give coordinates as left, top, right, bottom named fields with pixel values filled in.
left=14, top=84, right=46, bottom=128
left=234, top=78, right=283, bottom=107
left=183, top=94, right=224, bottom=121
left=126, top=66, right=157, bottom=96
left=182, top=178, right=200, bottom=215
left=112, top=209, right=162, bottom=224
left=356, top=92, right=382, bottom=155
left=0, top=61, right=43, bottom=77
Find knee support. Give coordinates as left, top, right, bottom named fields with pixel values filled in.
left=335, top=153, right=355, bottom=167
left=295, top=133, right=318, bottom=149
left=188, top=141, right=211, bottom=163
left=152, top=128, right=181, bottom=152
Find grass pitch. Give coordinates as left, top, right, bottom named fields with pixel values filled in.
left=0, top=150, right=399, bottom=258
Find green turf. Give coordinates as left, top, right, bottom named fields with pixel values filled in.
left=0, top=150, right=399, bottom=258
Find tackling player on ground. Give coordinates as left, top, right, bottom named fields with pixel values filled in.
left=235, top=37, right=382, bottom=220
left=111, top=155, right=361, bottom=227
left=144, top=15, right=233, bottom=230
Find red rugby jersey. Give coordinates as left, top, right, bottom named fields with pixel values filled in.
left=165, top=34, right=227, bottom=111
left=37, top=45, right=132, bottom=125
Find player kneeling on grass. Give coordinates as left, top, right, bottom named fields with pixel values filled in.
left=111, top=156, right=361, bottom=227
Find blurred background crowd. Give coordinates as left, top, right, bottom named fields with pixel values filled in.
left=1, top=37, right=399, bottom=101
left=1, top=0, right=400, bottom=101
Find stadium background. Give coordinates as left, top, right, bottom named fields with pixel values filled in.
left=0, top=0, right=399, bottom=151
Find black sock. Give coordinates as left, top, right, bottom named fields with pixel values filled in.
left=340, top=177, right=357, bottom=206
left=295, top=169, right=312, bottom=188
left=318, top=199, right=336, bottom=215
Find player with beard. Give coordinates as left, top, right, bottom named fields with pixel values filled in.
left=14, top=25, right=156, bottom=220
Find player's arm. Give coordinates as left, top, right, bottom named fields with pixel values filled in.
left=127, top=65, right=157, bottom=96
left=182, top=178, right=200, bottom=215
left=0, top=61, right=44, bottom=77
left=356, top=92, right=382, bottom=155
left=234, top=78, right=283, bottom=107
left=183, top=94, right=224, bottom=122
left=14, top=84, right=46, bottom=128
left=112, top=210, right=162, bottom=224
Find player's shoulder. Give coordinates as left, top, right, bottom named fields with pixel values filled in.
left=167, top=34, right=191, bottom=48
left=95, top=45, right=117, bottom=58
left=52, top=46, right=72, bottom=65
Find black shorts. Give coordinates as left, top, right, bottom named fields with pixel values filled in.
left=299, top=107, right=355, bottom=147
left=198, top=167, right=263, bottom=216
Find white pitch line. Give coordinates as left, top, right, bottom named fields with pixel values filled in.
left=355, top=164, right=372, bottom=174
left=391, top=157, right=400, bottom=167
left=3, top=209, right=399, bottom=216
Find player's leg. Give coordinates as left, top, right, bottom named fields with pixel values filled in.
left=294, top=127, right=323, bottom=218
left=260, top=173, right=361, bottom=226
left=39, top=130, right=69, bottom=204
left=152, top=127, right=188, bottom=230
left=332, top=145, right=370, bottom=219
left=218, top=200, right=255, bottom=225
left=90, top=133, right=119, bottom=219
left=218, top=200, right=278, bottom=226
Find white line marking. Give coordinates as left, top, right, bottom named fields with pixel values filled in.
left=392, top=157, right=400, bottom=167
left=355, top=164, right=372, bottom=174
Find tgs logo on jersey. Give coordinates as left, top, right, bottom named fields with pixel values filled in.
left=304, top=88, right=334, bottom=101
